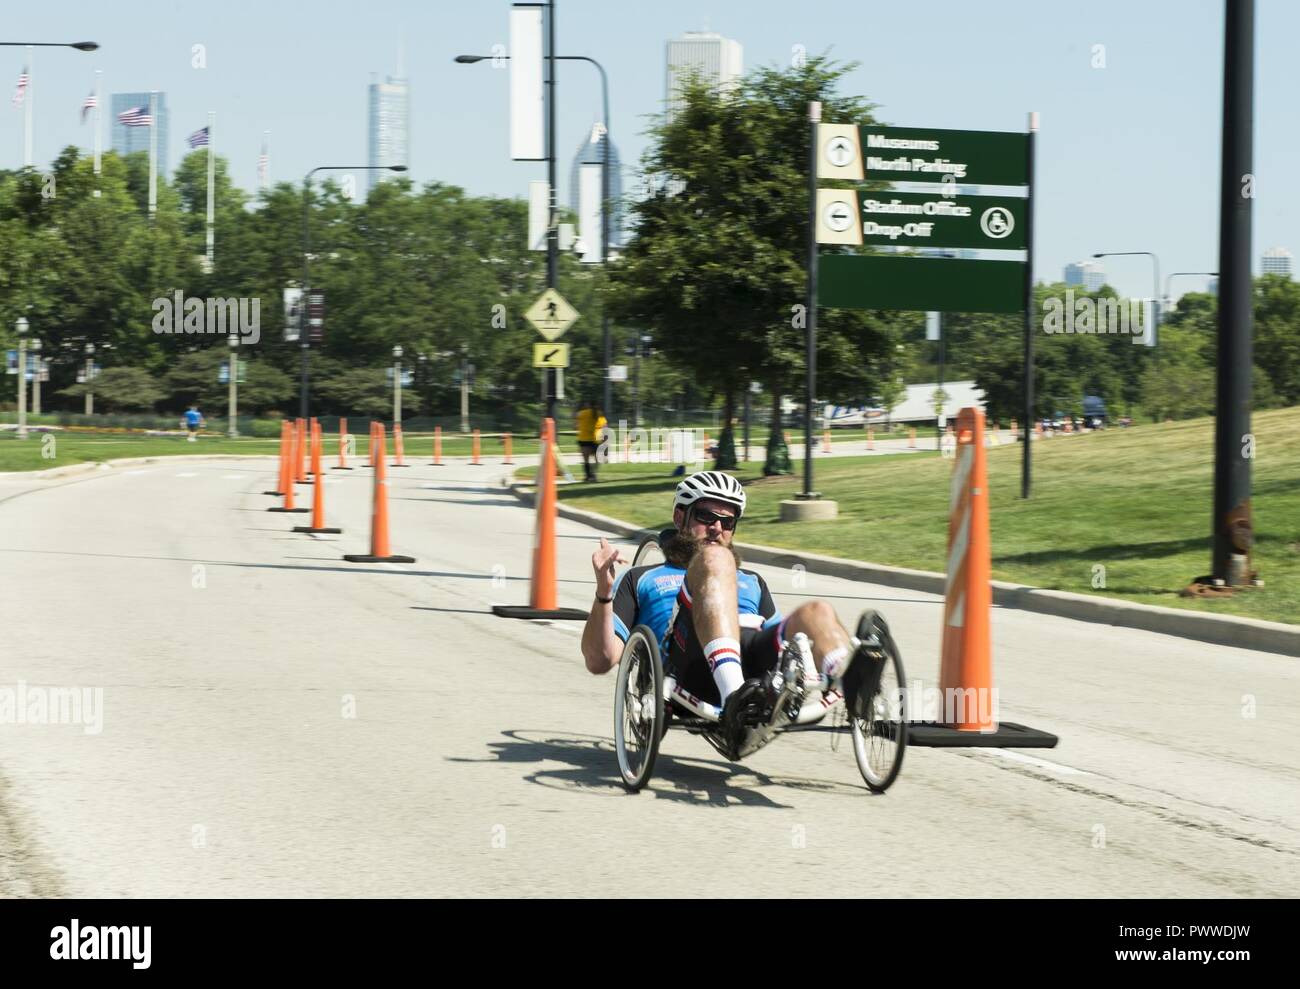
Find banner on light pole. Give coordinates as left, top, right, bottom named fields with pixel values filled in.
left=578, top=163, right=602, bottom=264
left=509, top=3, right=546, bottom=161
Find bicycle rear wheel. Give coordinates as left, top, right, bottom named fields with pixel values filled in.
left=632, top=535, right=666, bottom=568
left=614, top=625, right=665, bottom=791
left=850, top=611, right=907, bottom=793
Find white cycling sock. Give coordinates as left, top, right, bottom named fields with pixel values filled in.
left=821, top=644, right=852, bottom=683
left=704, top=637, right=744, bottom=702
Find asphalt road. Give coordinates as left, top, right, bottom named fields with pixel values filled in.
left=0, top=453, right=1296, bottom=897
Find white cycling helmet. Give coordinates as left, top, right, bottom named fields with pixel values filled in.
left=673, top=470, right=746, bottom=521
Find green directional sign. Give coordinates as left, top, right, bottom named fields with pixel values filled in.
left=858, top=125, right=1028, bottom=187
left=818, top=254, right=1023, bottom=314
left=855, top=191, right=1026, bottom=250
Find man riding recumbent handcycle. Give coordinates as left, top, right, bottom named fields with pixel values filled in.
left=580, top=470, right=907, bottom=793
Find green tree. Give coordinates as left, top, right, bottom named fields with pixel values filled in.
left=610, top=56, right=887, bottom=474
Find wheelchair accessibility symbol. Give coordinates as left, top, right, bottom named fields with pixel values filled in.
left=980, top=206, right=1014, bottom=240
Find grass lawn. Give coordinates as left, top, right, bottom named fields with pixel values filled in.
left=0, top=429, right=547, bottom=473
left=519, top=407, right=1300, bottom=626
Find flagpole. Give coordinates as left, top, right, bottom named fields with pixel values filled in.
left=23, top=46, right=33, bottom=169
left=206, top=111, right=215, bottom=271
left=93, top=68, right=101, bottom=175
left=148, top=90, right=157, bottom=218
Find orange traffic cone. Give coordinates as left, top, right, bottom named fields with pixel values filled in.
left=492, top=418, right=586, bottom=621
left=906, top=407, right=1057, bottom=749
left=295, top=418, right=308, bottom=483
left=295, top=420, right=342, bottom=533
left=392, top=423, right=409, bottom=467
left=866, top=426, right=874, bottom=450
left=430, top=425, right=444, bottom=466
left=822, top=428, right=832, bottom=453
left=334, top=417, right=353, bottom=470
left=938, top=409, right=995, bottom=731
left=344, top=423, right=414, bottom=563
left=264, top=421, right=290, bottom=495
left=503, top=432, right=514, bottom=464
left=907, top=426, right=916, bottom=449
left=269, top=421, right=308, bottom=514
left=309, top=417, right=321, bottom=474
left=470, top=429, right=481, bottom=466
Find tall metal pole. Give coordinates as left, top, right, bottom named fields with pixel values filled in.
left=147, top=91, right=157, bottom=218
left=300, top=176, right=311, bottom=420
left=23, top=47, right=32, bottom=169
left=228, top=336, right=238, bottom=437
left=598, top=63, right=611, bottom=423
left=93, top=68, right=102, bottom=176
left=1210, top=0, right=1255, bottom=585
left=16, top=335, right=27, bottom=440
left=544, top=0, right=558, bottom=424
left=1021, top=112, right=1038, bottom=499
left=801, top=101, right=820, bottom=498
left=205, top=110, right=215, bottom=272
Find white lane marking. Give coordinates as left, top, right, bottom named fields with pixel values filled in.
left=175, top=472, right=199, bottom=477
left=974, top=748, right=1096, bottom=777
left=122, top=470, right=154, bottom=476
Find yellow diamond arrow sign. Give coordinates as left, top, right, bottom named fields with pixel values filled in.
left=525, top=288, right=580, bottom=341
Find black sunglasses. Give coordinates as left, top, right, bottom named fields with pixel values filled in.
left=691, top=507, right=737, bottom=531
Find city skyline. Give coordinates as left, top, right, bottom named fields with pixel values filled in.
left=2, top=0, right=1297, bottom=302
left=665, top=29, right=744, bottom=123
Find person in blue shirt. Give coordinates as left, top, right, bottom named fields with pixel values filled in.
left=183, top=405, right=205, bottom=442
left=582, top=470, right=871, bottom=745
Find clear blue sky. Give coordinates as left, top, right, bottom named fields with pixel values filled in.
left=3, top=0, right=1296, bottom=300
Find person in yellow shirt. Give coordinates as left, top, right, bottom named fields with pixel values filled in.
left=575, top=400, right=607, bottom=482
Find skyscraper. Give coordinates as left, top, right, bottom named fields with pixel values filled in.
left=111, top=91, right=168, bottom=177
left=1261, top=246, right=1293, bottom=278
left=1064, top=260, right=1105, bottom=292
left=665, top=31, right=743, bottom=122
left=368, top=59, right=409, bottom=192
left=569, top=127, right=623, bottom=251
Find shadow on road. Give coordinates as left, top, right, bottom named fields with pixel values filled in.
left=448, top=729, right=865, bottom=808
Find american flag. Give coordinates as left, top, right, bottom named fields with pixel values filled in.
left=117, top=104, right=152, bottom=127
left=187, top=125, right=209, bottom=148
left=12, top=66, right=29, bottom=108
left=81, top=90, right=97, bottom=124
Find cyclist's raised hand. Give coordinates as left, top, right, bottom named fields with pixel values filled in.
left=592, top=537, right=628, bottom=596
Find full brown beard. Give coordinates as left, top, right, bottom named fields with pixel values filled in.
left=663, top=528, right=743, bottom=570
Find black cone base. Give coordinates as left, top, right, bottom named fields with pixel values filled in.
left=293, top=526, right=343, bottom=534
left=263, top=490, right=284, bottom=495
left=343, top=554, right=416, bottom=563
left=492, top=605, right=589, bottom=621
left=905, top=721, right=1058, bottom=748
left=268, top=507, right=310, bottom=513
left=332, top=466, right=354, bottom=470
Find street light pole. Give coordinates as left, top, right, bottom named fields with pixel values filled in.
left=393, top=345, right=403, bottom=425
left=31, top=338, right=42, bottom=415
left=84, top=342, right=95, bottom=415
left=1093, top=251, right=1161, bottom=346
left=15, top=317, right=28, bottom=440
left=228, top=333, right=239, bottom=437
left=544, top=0, right=558, bottom=424
left=1165, top=271, right=1219, bottom=308
left=300, top=163, right=406, bottom=420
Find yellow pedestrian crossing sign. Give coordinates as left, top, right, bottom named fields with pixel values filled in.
left=533, top=342, right=570, bottom=368
left=525, top=288, right=580, bottom=341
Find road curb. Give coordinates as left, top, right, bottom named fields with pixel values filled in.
left=0, top=454, right=277, bottom=482
left=504, top=475, right=1299, bottom=658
